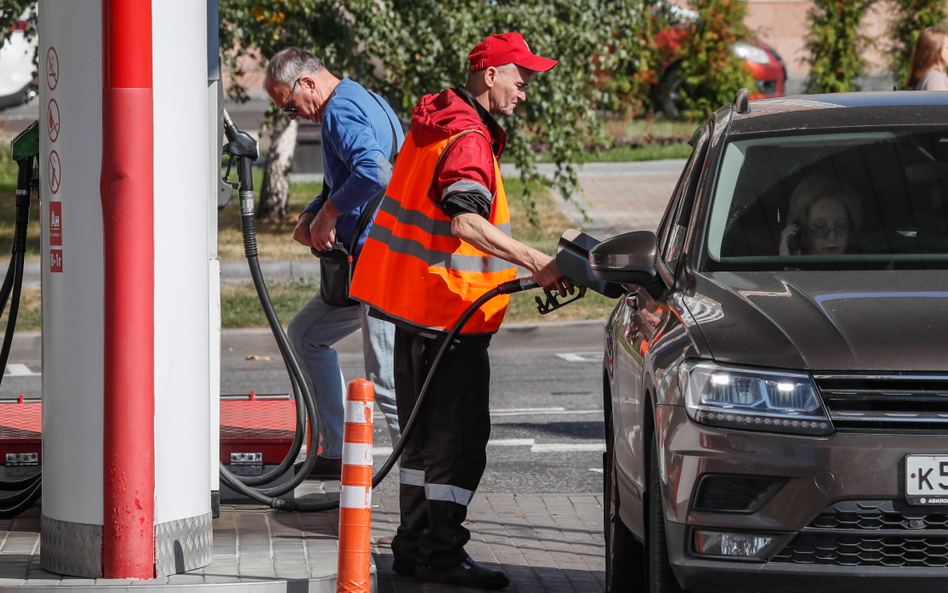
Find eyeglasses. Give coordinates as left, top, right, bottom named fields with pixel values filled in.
left=280, top=78, right=301, bottom=116
left=807, top=222, right=850, bottom=239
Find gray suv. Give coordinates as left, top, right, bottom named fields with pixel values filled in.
left=597, top=91, right=948, bottom=593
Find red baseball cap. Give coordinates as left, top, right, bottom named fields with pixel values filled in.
left=468, top=32, right=557, bottom=73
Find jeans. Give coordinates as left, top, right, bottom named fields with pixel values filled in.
left=287, top=295, right=399, bottom=459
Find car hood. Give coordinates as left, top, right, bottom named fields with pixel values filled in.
left=687, top=270, right=948, bottom=371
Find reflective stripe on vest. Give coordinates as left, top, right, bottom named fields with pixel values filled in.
left=350, top=129, right=516, bottom=334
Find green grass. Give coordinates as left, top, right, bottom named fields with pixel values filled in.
left=586, top=142, right=692, bottom=162
left=221, top=278, right=319, bottom=328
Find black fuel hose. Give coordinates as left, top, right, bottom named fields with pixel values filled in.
left=219, top=112, right=545, bottom=511
left=219, top=115, right=338, bottom=511
left=371, top=277, right=539, bottom=488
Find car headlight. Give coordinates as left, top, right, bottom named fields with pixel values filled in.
left=680, top=361, right=834, bottom=436
left=731, top=42, right=772, bottom=65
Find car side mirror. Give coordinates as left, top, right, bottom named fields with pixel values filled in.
left=556, top=229, right=625, bottom=298
left=589, top=231, right=660, bottom=287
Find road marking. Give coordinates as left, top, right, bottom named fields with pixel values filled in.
left=374, top=438, right=607, bottom=456
left=532, top=443, right=606, bottom=453
left=373, top=438, right=537, bottom=457
left=4, top=364, right=38, bottom=377
left=489, top=438, right=535, bottom=447
left=490, top=407, right=602, bottom=417
left=589, top=468, right=604, bottom=473
left=555, top=352, right=603, bottom=363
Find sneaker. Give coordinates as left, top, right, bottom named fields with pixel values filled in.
left=391, top=557, right=416, bottom=576
left=304, top=456, right=342, bottom=480
left=416, top=557, right=509, bottom=590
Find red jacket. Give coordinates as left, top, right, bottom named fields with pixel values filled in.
left=411, top=87, right=507, bottom=215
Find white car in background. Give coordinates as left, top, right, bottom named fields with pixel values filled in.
left=0, top=14, right=37, bottom=111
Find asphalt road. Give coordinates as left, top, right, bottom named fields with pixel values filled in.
left=1, top=320, right=608, bottom=498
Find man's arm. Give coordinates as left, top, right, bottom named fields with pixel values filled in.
left=295, top=95, right=395, bottom=250
left=450, top=213, right=572, bottom=296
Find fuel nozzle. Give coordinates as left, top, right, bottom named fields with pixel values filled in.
left=494, top=276, right=586, bottom=315
left=222, top=109, right=259, bottom=161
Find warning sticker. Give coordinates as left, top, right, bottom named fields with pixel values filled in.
left=49, top=249, right=62, bottom=273
left=49, top=202, right=62, bottom=246
left=46, top=46, right=59, bottom=91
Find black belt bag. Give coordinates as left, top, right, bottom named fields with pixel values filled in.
left=314, top=242, right=357, bottom=307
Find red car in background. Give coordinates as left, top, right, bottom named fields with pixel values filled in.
left=655, top=4, right=788, bottom=118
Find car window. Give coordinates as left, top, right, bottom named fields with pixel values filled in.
left=704, top=127, right=948, bottom=271
left=660, top=125, right=709, bottom=269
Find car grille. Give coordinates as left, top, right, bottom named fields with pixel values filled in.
left=772, top=500, right=948, bottom=567
left=813, top=374, right=948, bottom=433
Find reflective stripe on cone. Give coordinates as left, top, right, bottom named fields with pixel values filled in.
left=337, top=379, right=374, bottom=593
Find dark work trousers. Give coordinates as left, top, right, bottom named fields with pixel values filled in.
left=390, top=326, right=491, bottom=570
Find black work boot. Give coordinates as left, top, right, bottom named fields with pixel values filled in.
left=416, top=556, right=509, bottom=589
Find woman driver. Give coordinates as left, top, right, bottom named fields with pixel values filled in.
left=779, top=175, right=863, bottom=256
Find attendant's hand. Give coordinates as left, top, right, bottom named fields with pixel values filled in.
left=531, top=255, right=574, bottom=298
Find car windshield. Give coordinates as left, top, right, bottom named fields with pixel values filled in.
left=704, top=127, right=948, bottom=271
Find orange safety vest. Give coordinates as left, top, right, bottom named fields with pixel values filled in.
left=350, top=129, right=517, bottom=335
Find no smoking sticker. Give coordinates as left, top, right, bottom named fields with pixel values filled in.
left=47, top=99, right=60, bottom=143
left=46, top=47, right=59, bottom=91
left=47, top=150, right=61, bottom=194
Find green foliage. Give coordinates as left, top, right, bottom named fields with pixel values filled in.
left=594, top=1, right=664, bottom=117
left=0, top=138, right=18, bottom=192
left=0, top=0, right=35, bottom=46
left=665, top=0, right=756, bottom=120
left=218, top=0, right=634, bottom=215
left=888, top=0, right=947, bottom=89
left=802, top=0, right=874, bottom=94
left=218, top=1, right=375, bottom=104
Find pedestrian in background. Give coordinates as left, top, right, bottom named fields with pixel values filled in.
left=350, top=32, right=572, bottom=589
left=907, top=26, right=948, bottom=90
left=264, top=48, right=403, bottom=480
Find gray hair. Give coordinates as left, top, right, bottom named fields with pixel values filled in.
left=465, top=62, right=519, bottom=86
left=265, top=48, right=324, bottom=87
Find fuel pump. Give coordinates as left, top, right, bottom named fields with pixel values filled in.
left=0, top=121, right=41, bottom=519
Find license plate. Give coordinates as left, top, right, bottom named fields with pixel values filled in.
left=905, top=455, right=948, bottom=505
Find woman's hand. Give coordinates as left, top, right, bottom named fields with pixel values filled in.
left=779, top=223, right=799, bottom=256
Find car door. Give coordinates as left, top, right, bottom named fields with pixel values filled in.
left=611, top=123, right=711, bottom=512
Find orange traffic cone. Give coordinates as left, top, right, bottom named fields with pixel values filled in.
left=337, top=379, right=374, bottom=593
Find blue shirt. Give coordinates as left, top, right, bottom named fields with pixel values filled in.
left=302, top=78, right=404, bottom=256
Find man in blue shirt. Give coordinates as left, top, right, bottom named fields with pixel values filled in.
left=265, top=48, right=403, bottom=478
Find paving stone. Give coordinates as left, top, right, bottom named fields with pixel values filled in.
left=373, top=492, right=604, bottom=593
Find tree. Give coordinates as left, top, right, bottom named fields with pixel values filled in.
left=218, top=1, right=373, bottom=220
left=0, top=1, right=35, bottom=45
left=596, top=1, right=665, bottom=118
left=258, top=114, right=297, bottom=219
left=219, top=0, right=650, bottom=220
left=661, top=0, right=756, bottom=120
left=888, top=0, right=947, bottom=89
left=802, top=0, right=874, bottom=94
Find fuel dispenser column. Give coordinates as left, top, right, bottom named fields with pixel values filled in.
left=39, top=0, right=214, bottom=578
